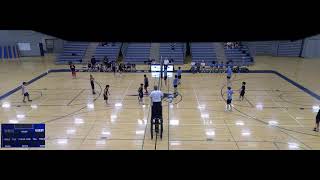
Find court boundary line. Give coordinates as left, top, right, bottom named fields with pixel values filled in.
left=1, top=69, right=319, bottom=103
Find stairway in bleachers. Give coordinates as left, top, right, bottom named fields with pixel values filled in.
left=159, top=43, right=185, bottom=64
left=57, top=42, right=89, bottom=64
left=82, top=42, right=99, bottom=64
left=123, top=43, right=151, bottom=64
left=213, top=42, right=227, bottom=63
left=224, top=44, right=253, bottom=66
left=149, top=43, right=160, bottom=61
left=92, top=42, right=121, bottom=63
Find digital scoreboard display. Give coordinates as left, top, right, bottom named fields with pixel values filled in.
left=151, top=65, right=174, bottom=72
left=1, top=124, right=45, bottom=148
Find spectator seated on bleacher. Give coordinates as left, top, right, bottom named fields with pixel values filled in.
left=151, top=59, right=157, bottom=65
left=125, top=63, right=136, bottom=72
left=190, top=61, right=196, bottom=74
left=91, top=56, right=96, bottom=66
left=103, top=56, right=111, bottom=70
left=88, top=63, right=92, bottom=72
left=210, top=61, right=216, bottom=67
left=233, top=66, right=240, bottom=73
left=196, top=62, right=201, bottom=73
left=101, top=42, right=108, bottom=46
left=219, top=62, right=224, bottom=73
left=225, top=42, right=242, bottom=49
left=103, top=56, right=109, bottom=64
left=200, top=60, right=206, bottom=73
left=170, top=43, right=176, bottom=51
left=209, top=61, right=216, bottom=73
left=225, top=42, right=232, bottom=49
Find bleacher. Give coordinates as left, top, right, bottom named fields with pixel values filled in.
left=57, top=42, right=89, bottom=64
left=277, top=40, right=302, bottom=57
left=190, top=43, right=217, bottom=63
left=93, top=43, right=122, bottom=62
left=252, top=41, right=273, bottom=55
left=123, top=43, right=151, bottom=64
left=159, top=43, right=185, bottom=64
left=248, top=40, right=302, bottom=57
left=224, top=45, right=253, bottom=66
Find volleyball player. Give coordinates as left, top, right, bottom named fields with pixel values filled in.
left=90, top=74, right=96, bottom=95
left=239, top=82, right=246, bottom=101
left=226, top=87, right=233, bottom=111
left=22, top=82, right=32, bottom=103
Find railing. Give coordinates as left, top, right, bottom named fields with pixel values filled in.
left=121, top=43, right=129, bottom=58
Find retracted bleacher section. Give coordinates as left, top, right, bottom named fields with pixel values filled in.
left=123, top=43, right=151, bottom=64
left=190, top=43, right=217, bottom=63
left=252, top=41, right=273, bottom=55
left=57, top=42, right=89, bottom=64
left=159, top=43, right=185, bottom=64
left=0, top=44, right=20, bottom=60
left=224, top=44, right=253, bottom=66
left=93, top=43, right=122, bottom=62
left=247, top=40, right=303, bottom=57
left=277, top=40, right=302, bottom=57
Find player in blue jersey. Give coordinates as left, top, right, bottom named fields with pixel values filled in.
left=226, top=87, right=234, bottom=111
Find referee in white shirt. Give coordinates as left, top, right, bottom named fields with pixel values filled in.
left=163, top=58, right=169, bottom=70
left=149, top=85, right=164, bottom=120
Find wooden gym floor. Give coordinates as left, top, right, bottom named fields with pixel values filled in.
left=0, top=55, right=320, bottom=150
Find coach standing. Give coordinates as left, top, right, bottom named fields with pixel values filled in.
left=314, top=109, right=320, bottom=132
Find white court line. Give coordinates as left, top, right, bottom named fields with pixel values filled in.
left=80, top=79, right=134, bottom=148
left=1, top=90, right=49, bottom=124
left=191, top=77, right=240, bottom=150
left=266, top=90, right=304, bottom=127
left=42, top=121, right=315, bottom=127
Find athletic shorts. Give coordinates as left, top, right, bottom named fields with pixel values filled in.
left=316, top=117, right=320, bottom=123
left=164, top=76, right=167, bottom=80
left=227, top=99, right=232, bottom=104
left=178, top=75, right=181, bottom=79
left=104, top=95, right=108, bottom=100
left=240, top=91, right=245, bottom=97
left=227, top=76, right=231, bottom=79
left=174, top=85, right=178, bottom=88
left=72, top=71, right=76, bottom=75
left=144, top=84, right=149, bottom=88
left=151, top=102, right=162, bottom=120
left=24, top=92, right=29, bottom=97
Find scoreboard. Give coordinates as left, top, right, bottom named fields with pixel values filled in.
left=1, top=124, right=45, bottom=148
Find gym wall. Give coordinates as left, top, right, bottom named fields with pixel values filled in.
left=0, top=30, right=63, bottom=57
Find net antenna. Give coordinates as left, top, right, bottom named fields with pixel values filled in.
left=159, top=56, right=163, bottom=87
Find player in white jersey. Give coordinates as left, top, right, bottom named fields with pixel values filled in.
left=22, top=82, right=32, bottom=103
